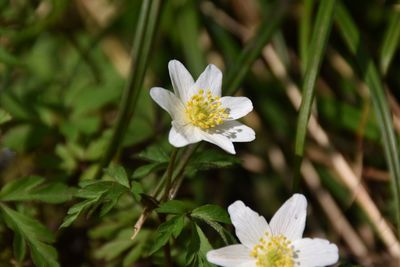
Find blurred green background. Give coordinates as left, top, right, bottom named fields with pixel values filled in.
left=1, top=0, right=400, bottom=266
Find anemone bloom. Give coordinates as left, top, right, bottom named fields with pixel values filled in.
left=207, top=194, right=339, bottom=267
left=149, top=60, right=255, bottom=154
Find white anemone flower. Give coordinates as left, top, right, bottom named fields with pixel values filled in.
left=207, top=194, right=339, bottom=267
left=149, top=60, right=255, bottom=154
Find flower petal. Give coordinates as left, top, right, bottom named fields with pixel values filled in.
left=193, top=64, right=222, bottom=97
left=220, top=96, right=253, bottom=120
left=200, top=131, right=236, bottom=154
left=168, top=60, right=195, bottom=102
left=206, top=245, right=255, bottom=267
left=293, top=238, right=339, bottom=267
left=150, top=87, right=185, bottom=121
left=269, top=194, right=307, bottom=241
left=168, top=123, right=202, bottom=147
left=214, top=121, right=255, bottom=142
left=228, top=201, right=270, bottom=249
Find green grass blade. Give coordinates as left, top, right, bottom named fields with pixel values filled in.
left=299, top=0, right=314, bottom=73
left=336, top=1, right=400, bottom=236
left=223, top=0, right=291, bottom=96
left=94, top=0, right=163, bottom=179
left=177, top=2, right=206, bottom=77
left=294, top=0, right=336, bottom=191
left=380, top=9, right=400, bottom=75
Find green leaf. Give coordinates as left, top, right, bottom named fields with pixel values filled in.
left=188, top=149, right=240, bottom=172
left=131, top=162, right=168, bottom=179
left=186, top=223, right=213, bottom=267
left=131, top=180, right=144, bottom=202
left=156, top=200, right=192, bottom=215
left=294, top=0, right=336, bottom=191
left=191, top=204, right=230, bottom=224
left=336, top=0, right=400, bottom=236
left=61, top=181, right=129, bottom=227
left=104, top=165, right=130, bottom=188
left=0, top=204, right=59, bottom=267
left=137, top=145, right=170, bottom=163
left=149, top=215, right=185, bottom=255
left=94, top=229, right=135, bottom=261
left=0, top=176, right=74, bottom=203
left=0, top=109, right=12, bottom=125
left=380, top=9, right=400, bottom=75
left=13, top=231, right=26, bottom=262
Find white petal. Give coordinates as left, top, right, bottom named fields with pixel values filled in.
left=200, top=131, right=236, bottom=154
left=168, top=123, right=202, bottom=147
left=206, top=245, right=255, bottom=267
left=293, top=238, right=339, bottom=267
left=220, top=97, right=253, bottom=120
left=269, top=194, right=307, bottom=241
left=228, top=201, right=270, bottom=249
left=193, top=64, right=222, bottom=97
left=214, top=121, right=255, bottom=142
left=149, top=87, right=185, bottom=121
left=168, top=60, right=195, bottom=102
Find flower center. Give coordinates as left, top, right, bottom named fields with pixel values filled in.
left=250, top=233, right=294, bottom=267
left=185, top=89, right=228, bottom=129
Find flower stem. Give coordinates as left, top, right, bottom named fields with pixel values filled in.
left=130, top=144, right=198, bottom=240
left=94, top=0, right=162, bottom=180
left=165, top=148, right=178, bottom=196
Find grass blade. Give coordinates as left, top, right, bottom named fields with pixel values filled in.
left=223, top=0, right=291, bottom=95
left=294, top=0, right=336, bottom=191
left=299, top=0, right=314, bottom=73
left=95, top=0, right=163, bottom=179
left=336, top=1, right=400, bottom=236
left=380, top=9, right=400, bottom=75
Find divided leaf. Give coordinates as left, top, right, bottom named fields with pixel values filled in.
left=61, top=181, right=129, bottom=228
left=149, top=215, right=185, bottom=255
left=104, top=165, right=130, bottom=188
left=186, top=223, right=214, bottom=267
left=0, top=204, right=59, bottom=267
left=191, top=204, right=230, bottom=224
left=156, top=200, right=192, bottom=215
left=0, top=176, right=74, bottom=203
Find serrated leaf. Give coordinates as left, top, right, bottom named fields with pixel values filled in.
left=191, top=204, right=230, bottom=224
left=104, top=165, right=130, bottom=188
left=0, top=176, right=74, bottom=203
left=60, top=198, right=99, bottom=228
left=138, top=145, right=169, bottom=163
left=13, top=231, right=26, bottom=262
left=188, top=150, right=240, bottom=172
left=61, top=181, right=129, bottom=227
left=156, top=200, right=192, bottom=215
left=131, top=162, right=167, bottom=179
left=131, top=180, right=144, bottom=202
left=149, top=215, right=185, bottom=255
left=186, top=223, right=213, bottom=267
left=94, top=229, right=135, bottom=261
left=0, top=204, right=59, bottom=267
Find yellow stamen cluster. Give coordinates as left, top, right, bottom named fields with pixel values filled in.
left=250, top=233, right=294, bottom=267
left=185, top=89, right=228, bottom=129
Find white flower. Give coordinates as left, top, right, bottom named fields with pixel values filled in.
left=207, top=194, right=339, bottom=267
left=149, top=60, right=255, bottom=154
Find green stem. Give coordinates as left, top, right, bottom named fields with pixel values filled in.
left=130, top=144, right=198, bottom=240
left=165, top=148, right=178, bottom=196
left=293, top=0, right=336, bottom=193
left=94, top=0, right=162, bottom=179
